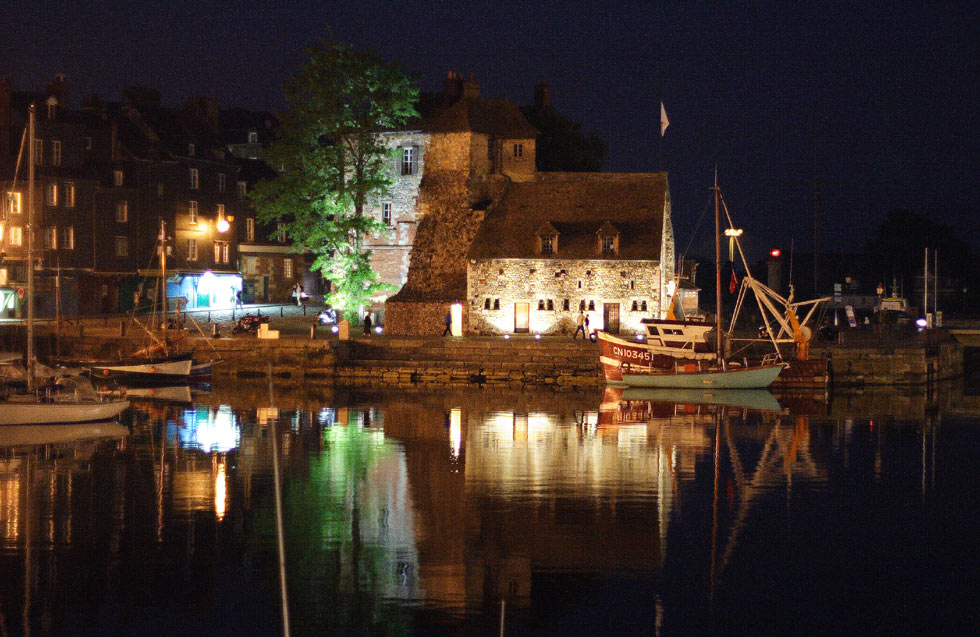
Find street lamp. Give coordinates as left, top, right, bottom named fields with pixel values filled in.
left=724, top=228, right=743, bottom=262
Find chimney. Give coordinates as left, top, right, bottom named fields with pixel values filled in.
left=443, top=70, right=464, bottom=103
left=46, top=72, right=69, bottom=110
left=0, top=77, right=10, bottom=157
left=534, top=82, right=550, bottom=109
left=462, top=72, right=480, bottom=99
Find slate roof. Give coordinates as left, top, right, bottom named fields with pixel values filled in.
left=421, top=97, right=538, bottom=138
left=467, top=172, right=668, bottom=261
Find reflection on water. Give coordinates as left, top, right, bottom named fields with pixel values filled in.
left=1, top=381, right=979, bottom=634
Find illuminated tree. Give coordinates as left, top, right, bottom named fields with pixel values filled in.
left=251, top=42, right=418, bottom=320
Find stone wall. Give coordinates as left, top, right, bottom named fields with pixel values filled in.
left=467, top=257, right=661, bottom=335
left=821, top=341, right=963, bottom=386
left=385, top=300, right=458, bottom=336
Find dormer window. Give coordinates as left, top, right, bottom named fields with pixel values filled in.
left=401, top=146, right=418, bottom=175
left=46, top=96, right=57, bottom=120
left=597, top=221, right=620, bottom=256
left=536, top=222, right=559, bottom=256
left=513, top=143, right=523, bottom=158
left=188, top=143, right=195, bottom=157
left=248, top=131, right=258, bottom=143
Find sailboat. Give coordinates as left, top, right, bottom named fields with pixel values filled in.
left=0, top=104, right=130, bottom=425
left=597, top=173, right=786, bottom=388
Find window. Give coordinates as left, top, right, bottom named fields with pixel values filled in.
left=641, top=300, right=648, bottom=312
left=188, top=200, right=198, bottom=224
left=513, top=143, right=523, bottom=158
left=51, top=140, right=62, bottom=166
left=246, top=217, right=255, bottom=241
left=563, top=299, right=570, bottom=311
left=277, top=222, right=287, bottom=243
left=243, top=256, right=257, bottom=275
left=46, top=183, right=57, bottom=206
left=540, top=235, right=554, bottom=254
left=214, top=241, right=229, bottom=263
left=401, top=146, right=417, bottom=175
left=113, top=170, right=123, bottom=186
left=493, top=299, right=500, bottom=310
left=579, top=300, right=586, bottom=311
left=187, top=238, right=198, bottom=260
left=47, top=101, right=56, bottom=119
left=382, top=202, right=392, bottom=226
left=44, top=227, right=57, bottom=249
left=547, top=299, right=554, bottom=311
left=188, top=143, right=195, bottom=157
left=484, top=298, right=491, bottom=309
left=64, top=182, right=75, bottom=207
left=248, top=131, right=258, bottom=143
left=157, top=182, right=164, bottom=198
left=85, top=136, right=92, bottom=150
left=631, top=300, right=639, bottom=312
left=217, top=203, right=225, bottom=220
left=61, top=226, right=74, bottom=250
left=33, top=139, right=42, bottom=165
left=115, top=201, right=128, bottom=222
left=283, top=258, right=293, bottom=279
left=6, top=191, right=22, bottom=215
left=189, top=168, right=199, bottom=189
left=537, top=299, right=545, bottom=310
left=238, top=181, right=247, bottom=198
left=588, top=300, right=595, bottom=311
left=9, top=227, right=22, bottom=246
left=601, top=235, right=616, bottom=255
left=218, top=173, right=226, bottom=192
left=114, top=236, right=128, bottom=257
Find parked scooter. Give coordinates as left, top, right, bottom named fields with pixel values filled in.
left=232, top=313, right=270, bottom=335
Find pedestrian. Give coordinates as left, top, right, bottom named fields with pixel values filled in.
left=235, top=289, right=244, bottom=310
left=442, top=310, right=452, bottom=336
left=585, top=313, right=594, bottom=342
left=364, top=312, right=373, bottom=336
left=293, top=283, right=301, bottom=306
left=573, top=310, right=586, bottom=339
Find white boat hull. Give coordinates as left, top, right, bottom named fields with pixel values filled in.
left=91, top=357, right=194, bottom=378
left=612, top=363, right=784, bottom=389
left=0, top=399, right=130, bottom=426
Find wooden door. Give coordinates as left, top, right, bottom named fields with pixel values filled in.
left=603, top=303, right=620, bottom=333
left=514, top=302, right=529, bottom=333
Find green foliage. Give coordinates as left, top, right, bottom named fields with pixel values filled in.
left=250, top=42, right=418, bottom=317
left=521, top=104, right=606, bottom=172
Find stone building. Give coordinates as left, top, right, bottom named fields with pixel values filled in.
left=382, top=73, right=674, bottom=336
left=466, top=173, right=673, bottom=335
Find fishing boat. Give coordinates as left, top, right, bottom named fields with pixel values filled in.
left=598, top=172, right=791, bottom=388
left=0, top=104, right=130, bottom=426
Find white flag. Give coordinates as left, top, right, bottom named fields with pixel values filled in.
left=660, top=101, right=669, bottom=136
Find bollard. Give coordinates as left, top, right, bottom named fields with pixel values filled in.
left=212, top=323, right=219, bottom=338
left=119, top=321, right=127, bottom=337
left=208, top=311, right=211, bottom=322
left=309, top=324, right=316, bottom=340
left=280, top=306, right=284, bottom=317
left=232, top=310, right=236, bottom=321
left=303, top=305, right=306, bottom=316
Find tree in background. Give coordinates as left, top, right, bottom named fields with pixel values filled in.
left=521, top=101, right=606, bottom=172
left=251, top=42, right=418, bottom=320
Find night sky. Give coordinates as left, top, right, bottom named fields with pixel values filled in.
left=3, top=1, right=977, bottom=260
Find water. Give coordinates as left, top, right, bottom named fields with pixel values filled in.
left=1, top=381, right=979, bottom=635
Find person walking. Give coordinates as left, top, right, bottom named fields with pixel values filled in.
left=363, top=312, right=373, bottom=337
left=235, top=289, right=244, bottom=310
left=585, top=313, right=593, bottom=342
left=442, top=310, right=452, bottom=336
left=573, top=310, right=586, bottom=339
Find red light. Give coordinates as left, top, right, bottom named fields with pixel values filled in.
left=769, top=248, right=782, bottom=258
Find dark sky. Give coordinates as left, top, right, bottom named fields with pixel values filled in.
left=3, top=1, right=978, bottom=260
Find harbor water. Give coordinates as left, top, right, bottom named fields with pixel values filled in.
left=1, top=380, right=979, bottom=635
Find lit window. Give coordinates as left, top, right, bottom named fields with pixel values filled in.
left=47, top=101, right=56, bottom=119
left=61, top=226, right=74, bottom=250
left=44, top=226, right=57, bottom=249
left=284, top=258, right=293, bottom=279
left=9, top=227, right=23, bottom=246
left=115, top=201, right=128, bottom=223
left=46, top=183, right=58, bottom=206
left=6, top=191, right=22, bottom=215
left=401, top=146, right=416, bottom=175
left=114, top=170, right=123, bottom=186
left=114, top=236, right=128, bottom=257
left=601, top=235, right=615, bottom=255
left=246, top=217, right=255, bottom=241
left=382, top=202, right=392, bottom=226
left=540, top=235, right=554, bottom=255
left=187, top=238, right=198, bottom=260
left=189, top=200, right=198, bottom=224
left=217, top=203, right=225, bottom=219
left=34, top=139, right=43, bottom=165
left=238, top=181, right=247, bottom=198
left=64, top=182, right=75, bottom=207
left=222, top=242, right=229, bottom=263
left=213, top=241, right=229, bottom=264
left=51, top=140, right=62, bottom=166
left=189, top=168, right=199, bottom=189
left=248, top=131, right=258, bottom=143
left=513, top=143, right=523, bottom=158
left=277, top=222, right=286, bottom=243
left=218, top=173, right=226, bottom=192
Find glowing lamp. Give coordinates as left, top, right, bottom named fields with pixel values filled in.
left=769, top=248, right=782, bottom=259
left=503, top=334, right=510, bottom=340
left=636, top=333, right=645, bottom=341
left=374, top=326, right=383, bottom=334
left=915, top=317, right=927, bottom=328
left=331, top=325, right=340, bottom=334
left=216, top=218, right=230, bottom=233
left=534, top=333, right=541, bottom=340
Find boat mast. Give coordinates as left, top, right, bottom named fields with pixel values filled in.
left=159, top=218, right=168, bottom=351
left=714, top=168, right=723, bottom=358
left=26, top=104, right=36, bottom=392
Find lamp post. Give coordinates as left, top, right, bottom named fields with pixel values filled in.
left=723, top=228, right=742, bottom=262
